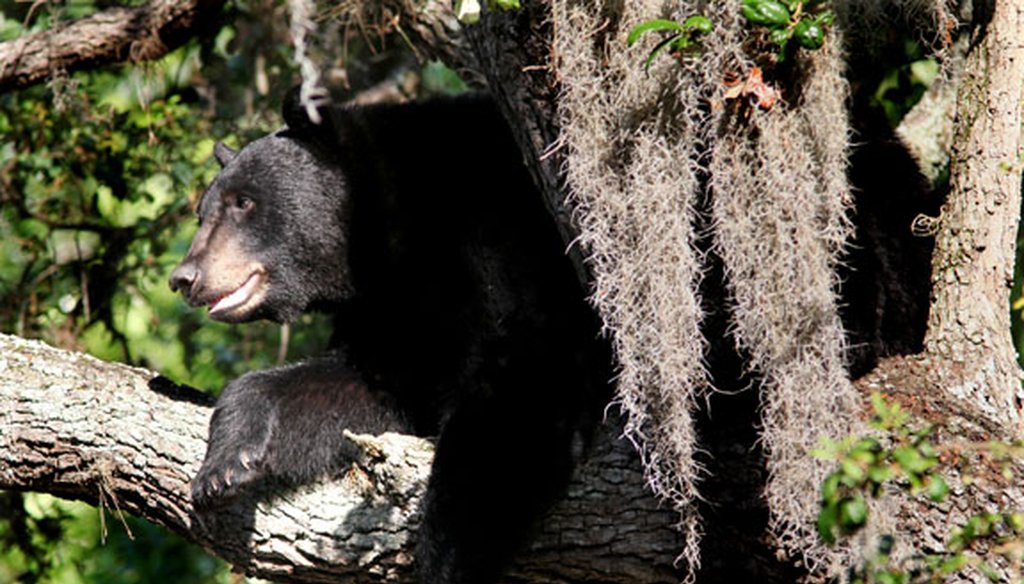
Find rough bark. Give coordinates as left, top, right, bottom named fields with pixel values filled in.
left=856, top=356, right=1024, bottom=583
left=920, top=0, right=1024, bottom=434
left=0, top=333, right=681, bottom=584
left=844, top=8, right=1024, bottom=576
left=0, top=0, right=226, bottom=93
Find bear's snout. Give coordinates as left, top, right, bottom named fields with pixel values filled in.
left=169, top=261, right=200, bottom=298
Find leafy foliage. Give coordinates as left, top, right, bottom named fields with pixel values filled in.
left=0, top=0, right=321, bottom=390
left=815, top=394, right=946, bottom=546
left=816, top=394, right=1024, bottom=583
left=626, top=16, right=713, bottom=70
left=0, top=1, right=469, bottom=580
left=626, top=1, right=831, bottom=70
left=869, top=41, right=940, bottom=128
left=741, top=0, right=834, bottom=60
left=0, top=493, right=229, bottom=584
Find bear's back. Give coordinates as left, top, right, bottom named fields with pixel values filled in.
left=328, top=97, right=603, bottom=433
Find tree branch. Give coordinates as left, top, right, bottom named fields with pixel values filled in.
left=0, top=333, right=682, bottom=583
left=0, top=0, right=226, bottom=93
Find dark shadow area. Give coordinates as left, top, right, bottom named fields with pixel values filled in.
left=692, top=232, right=807, bottom=583
left=148, top=375, right=216, bottom=407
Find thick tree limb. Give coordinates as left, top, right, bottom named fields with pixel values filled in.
left=0, top=0, right=226, bottom=93
left=0, top=334, right=682, bottom=583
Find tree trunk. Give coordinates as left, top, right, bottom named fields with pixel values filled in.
left=0, top=333, right=681, bottom=584
left=852, top=4, right=1024, bottom=579
left=920, top=1, right=1024, bottom=434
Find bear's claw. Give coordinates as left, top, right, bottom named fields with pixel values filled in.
left=191, top=447, right=266, bottom=509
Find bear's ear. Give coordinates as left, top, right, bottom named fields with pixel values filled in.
left=282, top=85, right=334, bottom=137
left=213, top=142, right=238, bottom=167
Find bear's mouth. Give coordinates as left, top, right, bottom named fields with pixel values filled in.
left=208, top=271, right=267, bottom=320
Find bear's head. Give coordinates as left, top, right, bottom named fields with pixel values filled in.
left=169, top=102, right=352, bottom=324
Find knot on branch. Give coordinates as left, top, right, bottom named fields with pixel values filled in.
left=343, top=431, right=434, bottom=507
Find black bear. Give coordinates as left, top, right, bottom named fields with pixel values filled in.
left=169, top=92, right=609, bottom=584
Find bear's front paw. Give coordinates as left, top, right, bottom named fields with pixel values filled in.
left=192, top=381, right=275, bottom=509
left=191, top=446, right=267, bottom=509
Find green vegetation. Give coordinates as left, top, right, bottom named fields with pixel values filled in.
left=0, top=493, right=226, bottom=584
left=816, top=394, right=1024, bottom=583
left=815, top=393, right=947, bottom=546
left=0, top=3, right=291, bottom=579
left=627, top=15, right=713, bottom=70
left=628, top=1, right=833, bottom=71
left=742, top=0, right=833, bottom=53
left=0, top=2, right=465, bottom=581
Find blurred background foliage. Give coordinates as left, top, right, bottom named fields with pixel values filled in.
left=0, top=0, right=1021, bottom=582
left=0, top=0, right=465, bottom=581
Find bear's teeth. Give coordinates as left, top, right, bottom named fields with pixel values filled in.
left=210, top=273, right=262, bottom=316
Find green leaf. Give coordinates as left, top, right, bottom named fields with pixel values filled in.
left=855, top=436, right=883, bottom=454
left=874, top=572, right=894, bottom=584
left=96, top=184, right=119, bottom=223
left=909, top=59, right=939, bottom=86
left=627, top=19, right=684, bottom=46
left=926, top=474, right=949, bottom=502
left=893, top=446, right=929, bottom=473
left=492, top=0, right=520, bottom=11
left=682, top=15, right=713, bottom=35
left=741, top=0, right=791, bottom=27
left=839, top=495, right=868, bottom=529
left=938, top=554, right=969, bottom=575
left=1007, top=512, right=1024, bottom=532
left=840, top=458, right=865, bottom=483
left=867, top=464, right=892, bottom=486
left=192, top=138, right=217, bottom=165
left=769, top=27, right=792, bottom=47
left=870, top=391, right=888, bottom=416
left=817, top=504, right=839, bottom=544
left=821, top=472, right=841, bottom=500
left=642, top=35, right=682, bottom=71
left=814, top=10, right=835, bottom=26
left=49, top=230, right=101, bottom=265
left=794, top=18, right=825, bottom=49
left=811, top=443, right=834, bottom=460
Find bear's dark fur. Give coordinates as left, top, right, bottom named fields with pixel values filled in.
left=841, top=125, right=942, bottom=377
left=169, top=87, right=939, bottom=584
left=169, top=93, right=610, bottom=584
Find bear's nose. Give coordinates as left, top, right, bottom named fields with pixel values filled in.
left=169, top=262, right=199, bottom=296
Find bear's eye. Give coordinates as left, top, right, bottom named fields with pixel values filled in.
left=235, top=195, right=255, bottom=211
